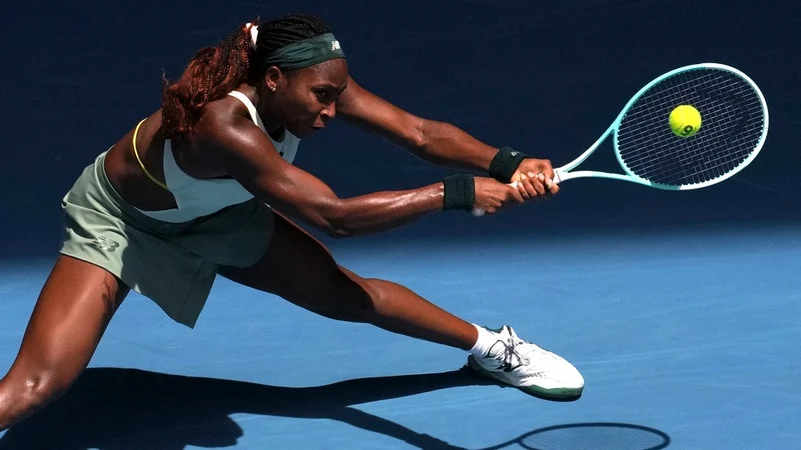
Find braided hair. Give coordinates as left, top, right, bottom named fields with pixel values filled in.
left=161, top=14, right=331, bottom=140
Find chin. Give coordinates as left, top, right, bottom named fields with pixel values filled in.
left=290, top=124, right=320, bottom=139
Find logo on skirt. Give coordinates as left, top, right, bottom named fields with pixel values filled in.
left=91, top=236, right=120, bottom=252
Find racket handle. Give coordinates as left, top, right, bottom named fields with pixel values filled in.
left=471, top=170, right=563, bottom=217
left=471, top=181, right=519, bottom=217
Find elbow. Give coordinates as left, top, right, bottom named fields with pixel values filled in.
left=325, top=223, right=356, bottom=239
left=320, top=202, right=359, bottom=239
left=326, top=229, right=355, bottom=239
left=411, top=118, right=429, bottom=150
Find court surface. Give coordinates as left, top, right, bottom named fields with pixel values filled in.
left=1, top=225, right=800, bottom=449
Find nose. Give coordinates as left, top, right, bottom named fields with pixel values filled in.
left=321, top=102, right=336, bottom=120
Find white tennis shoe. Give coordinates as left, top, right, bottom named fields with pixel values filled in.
left=467, top=325, right=584, bottom=400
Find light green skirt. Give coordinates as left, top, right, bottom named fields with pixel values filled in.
left=59, top=150, right=274, bottom=327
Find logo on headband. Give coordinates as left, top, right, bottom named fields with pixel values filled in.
left=331, top=40, right=341, bottom=51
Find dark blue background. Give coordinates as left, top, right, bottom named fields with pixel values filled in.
left=1, top=0, right=799, bottom=256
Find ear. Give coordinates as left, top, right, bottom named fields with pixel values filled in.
left=264, top=66, right=285, bottom=92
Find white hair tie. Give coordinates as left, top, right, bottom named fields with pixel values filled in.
left=245, top=23, right=258, bottom=50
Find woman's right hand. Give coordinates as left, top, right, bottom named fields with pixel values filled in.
left=472, top=177, right=526, bottom=215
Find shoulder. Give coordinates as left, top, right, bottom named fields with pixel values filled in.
left=195, top=90, right=265, bottom=154
left=201, top=90, right=254, bottom=130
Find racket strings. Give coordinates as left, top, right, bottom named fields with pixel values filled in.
left=625, top=75, right=755, bottom=182
left=615, top=69, right=765, bottom=187
left=623, top=73, right=752, bottom=181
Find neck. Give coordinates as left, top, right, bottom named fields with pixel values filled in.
left=240, top=83, right=283, bottom=135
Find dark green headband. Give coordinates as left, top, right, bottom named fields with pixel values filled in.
left=264, top=33, right=346, bottom=70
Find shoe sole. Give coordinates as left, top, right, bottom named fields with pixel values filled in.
left=467, top=355, right=583, bottom=402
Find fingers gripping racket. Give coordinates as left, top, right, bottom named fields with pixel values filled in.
left=473, top=63, right=769, bottom=216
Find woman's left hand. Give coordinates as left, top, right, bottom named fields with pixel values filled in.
left=510, top=158, right=560, bottom=199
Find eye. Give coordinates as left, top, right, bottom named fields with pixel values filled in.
left=314, top=89, right=330, bottom=102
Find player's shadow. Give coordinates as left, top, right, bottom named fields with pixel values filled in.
left=0, top=366, right=491, bottom=450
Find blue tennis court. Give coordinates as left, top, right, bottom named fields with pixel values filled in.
left=1, top=1, right=799, bottom=448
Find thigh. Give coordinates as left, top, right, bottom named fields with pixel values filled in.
left=218, top=213, right=374, bottom=317
left=6, top=255, right=129, bottom=389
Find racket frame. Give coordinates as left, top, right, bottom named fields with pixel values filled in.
left=554, top=62, right=769, bottom=191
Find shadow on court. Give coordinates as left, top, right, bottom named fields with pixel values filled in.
left=479, top=423, right=671, bottom=450
left=0, top=366, right=489, bottom=450
left=0, top=367, right=672, bottom=450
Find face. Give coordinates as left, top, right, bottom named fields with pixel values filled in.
left=266, top=58, right=349, bottom=138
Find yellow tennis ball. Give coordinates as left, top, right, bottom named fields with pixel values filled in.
left=669, top=105, right=702, bottom=137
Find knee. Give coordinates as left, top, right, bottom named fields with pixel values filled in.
left=1, top=371, right=68, bottom=417
left=4, top=371, right=71, bottom=430
left=21, top=372, right=69, bottom=405
left=318, top=274, right=383, bottom=323
left=342, top=277, right=398, bottom=323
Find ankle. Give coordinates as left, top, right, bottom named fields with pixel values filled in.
left=468, top=324, right=497, bottom=357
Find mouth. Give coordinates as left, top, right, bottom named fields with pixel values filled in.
left=312, top=116, right=329, bottom=129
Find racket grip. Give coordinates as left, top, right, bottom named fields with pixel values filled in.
left=471, top=181, right=519, bottom=217
left=471, top=170, right=563, bottom=217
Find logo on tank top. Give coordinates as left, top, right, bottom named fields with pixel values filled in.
left=331, top=40, right=341, bottom=51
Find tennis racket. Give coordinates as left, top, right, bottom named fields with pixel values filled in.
left=473, top=62, right=769, bottom=216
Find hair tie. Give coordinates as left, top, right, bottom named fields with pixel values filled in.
left=245, top=23, right=258, bottom=50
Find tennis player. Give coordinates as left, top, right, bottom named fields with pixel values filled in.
left=0, top=13, right=583, bottom=430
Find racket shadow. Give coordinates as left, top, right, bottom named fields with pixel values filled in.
left=0, top=366, right=492, bottom=450
left=479, top=422, right=671, bottom=450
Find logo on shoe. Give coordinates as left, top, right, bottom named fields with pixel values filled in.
left=91, top=236, right=120, bottom=252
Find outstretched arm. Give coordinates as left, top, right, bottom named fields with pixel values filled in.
left=337, top=77, right=498, bottom=172
left=203, top=109, right=524, bottom=238
left=337, top=76, right=558, bottom=193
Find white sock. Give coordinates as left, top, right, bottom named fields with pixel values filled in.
left=468, top=324, right=497, bottom=357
